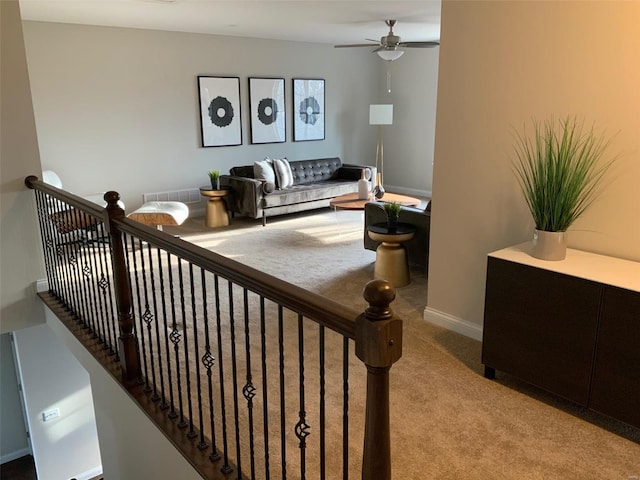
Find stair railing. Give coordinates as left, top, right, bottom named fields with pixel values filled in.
left=26, top=175, right=403, bottom=480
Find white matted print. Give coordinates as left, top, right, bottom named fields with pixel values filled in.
left=293, top=78, right=325, bottom=142
left=249, top=77, right=286, bottom=144
left=198, top=76, right=242, bottom=147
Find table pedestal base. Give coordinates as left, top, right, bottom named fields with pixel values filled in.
left=374, top=241, right=410, bottom=288
left=205, top=197, right=229, bottom=228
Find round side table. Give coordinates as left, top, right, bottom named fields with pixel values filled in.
left=367, top=222, right=416, bottom=287
left=199, top=187, right=230, bottom=228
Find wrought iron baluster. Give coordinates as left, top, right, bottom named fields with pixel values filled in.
left=278, top=305, right=287, bottom=480
left=228, top=282, right=243, bottom=478
left=177, top=260, right=192, bottom=431
left=98, top=225, right=116, bottom=358
left=295, top=315, right=310, bottom=480
left=214, top=275, right=233, bottom=474
left=155, top=251, right=170, bottom=410
left=87, top=216, right=106, bottom=345
left=34, top=191, right=57, bottom=295
left=89, top=217, right=109, bottom=351
left=189, top=264, right=206, bottom=444
left=200, top=270, right=220, bottom=461
left=259, top=296, right=270, bottom=480
left=146, top=243, right=162, bottom=402
left=167, top=254, right=183, bottom=421
left=130, top=237, right=150, bottom=390
left=241, top=288, right=256, bottom=480
left=71, top=207, right=92, bottom=332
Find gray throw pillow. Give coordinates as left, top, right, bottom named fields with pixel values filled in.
left=254, top=159, right=276, bottom=191
left=272, top=157, right=294, bottom=189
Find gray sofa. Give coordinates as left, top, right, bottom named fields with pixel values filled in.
left=364, top=200, right=431, bottom=269
left=221, top=157, right=374, bottom=225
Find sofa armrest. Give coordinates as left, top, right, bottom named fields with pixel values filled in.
left=220, top=175, right=264, bottom=219
left=337, top=164, right=376, bottom=181
left=364, top=201, right=431, bottom=269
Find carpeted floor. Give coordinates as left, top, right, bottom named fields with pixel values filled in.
left=165, top=208, right=640, bottom=479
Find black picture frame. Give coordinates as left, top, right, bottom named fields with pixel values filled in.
left=197, top=76, right=242, bottom=147
left=292, top=78, right=325, bottom=142
left=248, top=77, right=286, bottom=144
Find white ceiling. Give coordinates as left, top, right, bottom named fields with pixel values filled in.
left=18, top=0, right=441, bottom=46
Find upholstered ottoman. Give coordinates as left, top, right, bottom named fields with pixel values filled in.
left=127, top=201, right=189, bottom=231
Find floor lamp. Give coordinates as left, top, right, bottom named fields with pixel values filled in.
left=369, top=104, right=393, bottom=197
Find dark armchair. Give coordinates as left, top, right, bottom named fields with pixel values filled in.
left=364, top=200, right=431, bottom=269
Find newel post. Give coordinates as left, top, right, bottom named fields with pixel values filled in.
left=104, top=191, right=141, bottom=386
left=356, top=279, right=403, bottom=480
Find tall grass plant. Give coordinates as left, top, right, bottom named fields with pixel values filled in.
left=512, top=117, right=616, bottom=232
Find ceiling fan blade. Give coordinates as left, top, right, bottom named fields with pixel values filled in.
left=334, top=44, right=379, bottom=48
left=399, top=41, right=440, bottom=48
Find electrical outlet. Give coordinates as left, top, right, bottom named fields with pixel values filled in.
left=42, top=408, right=60, bottom=422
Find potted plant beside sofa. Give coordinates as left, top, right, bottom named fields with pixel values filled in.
left=382, top=201, right=402, bottom=232
left=512, top=116, right=616, bottom=260
left=208, top=169, right=221, bottom=190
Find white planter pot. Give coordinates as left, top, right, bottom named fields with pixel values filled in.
left=531, top=229, right=567, bottom=261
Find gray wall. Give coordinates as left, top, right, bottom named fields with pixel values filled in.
left=0, top=334, right=29, bottom=462
left=427, top=0, right=640, bottom=337
left=13, top=323, right=102, bottom=479
left=22, top=21, right=382, bottom=212
left=375, top=48, right=439, bottom=198
left=45, top=306, right=203, bottom=480
left=22, top=21, right=438, bottom=211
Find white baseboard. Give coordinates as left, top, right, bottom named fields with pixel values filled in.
left=383, top=184, right=432, bottom=200
left=36, top=279, right=49, bottom=293
left=423, top=307, right=483, bottom=341
left=73, top=465, right=103, bottom=480
left=1, top=447, right=31, bottom=465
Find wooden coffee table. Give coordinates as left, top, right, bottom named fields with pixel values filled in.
left=329, top=192, right=421, bottom=211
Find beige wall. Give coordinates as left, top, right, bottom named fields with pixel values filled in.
left=0, top=0, right=45, bottom=334
left=428, top=0, right=640, bottom=333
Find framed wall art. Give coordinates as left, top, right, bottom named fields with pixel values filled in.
left=248, top=77, right=286, bottom=144
left=292, top=78, right=325, bottom=142
left=197, top=76, right=242, bottom=147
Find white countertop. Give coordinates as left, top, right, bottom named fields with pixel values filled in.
left=489, top=242, right=640, bottom=293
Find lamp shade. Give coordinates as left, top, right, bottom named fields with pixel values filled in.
left=369, top=104, right=393, bottom=125
left=377, top=49, right=404, bottom=62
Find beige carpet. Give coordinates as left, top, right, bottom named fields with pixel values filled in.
left=166, top=208, right=640, bottom=479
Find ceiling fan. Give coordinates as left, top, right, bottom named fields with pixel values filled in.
left=334, top=20, right=439, bottom=61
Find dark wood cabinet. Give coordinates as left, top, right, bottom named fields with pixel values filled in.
left=482, top=244, right=640, bottom=429
left=590, top=286, right=640, bottom=428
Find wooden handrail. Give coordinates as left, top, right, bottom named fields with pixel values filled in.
left=112, top=204, right=359, bottom=340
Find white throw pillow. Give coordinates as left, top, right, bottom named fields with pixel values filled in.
left=253, top=159, right=276, bottom=186
left=272, top=157, right=294, bottom=189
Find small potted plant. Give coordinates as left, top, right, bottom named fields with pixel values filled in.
left=208, top=169, right=221, bottom=190
left=512, top=116, right=616, bottom=260
left=381, top=201, right=402, bottom=231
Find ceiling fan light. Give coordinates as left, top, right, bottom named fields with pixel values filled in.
left=377, top=49, right=404, bottom=61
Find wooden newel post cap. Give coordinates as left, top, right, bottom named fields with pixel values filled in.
left=356, top=280, right=403, bottom=367
left=104, top=191, right=122, bottom=209
left=362, top=279, right=395, bottom=321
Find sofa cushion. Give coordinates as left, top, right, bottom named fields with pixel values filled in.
left=272, top=157, right=294, bottom=189
left=253, top=159, right=276, bottom=190
left=262, top=181, right=357, bottom=208
left=289, top=157, right=343, bottom=185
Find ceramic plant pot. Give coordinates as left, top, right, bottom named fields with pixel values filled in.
left=531, top=229, right=567, bottom=261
